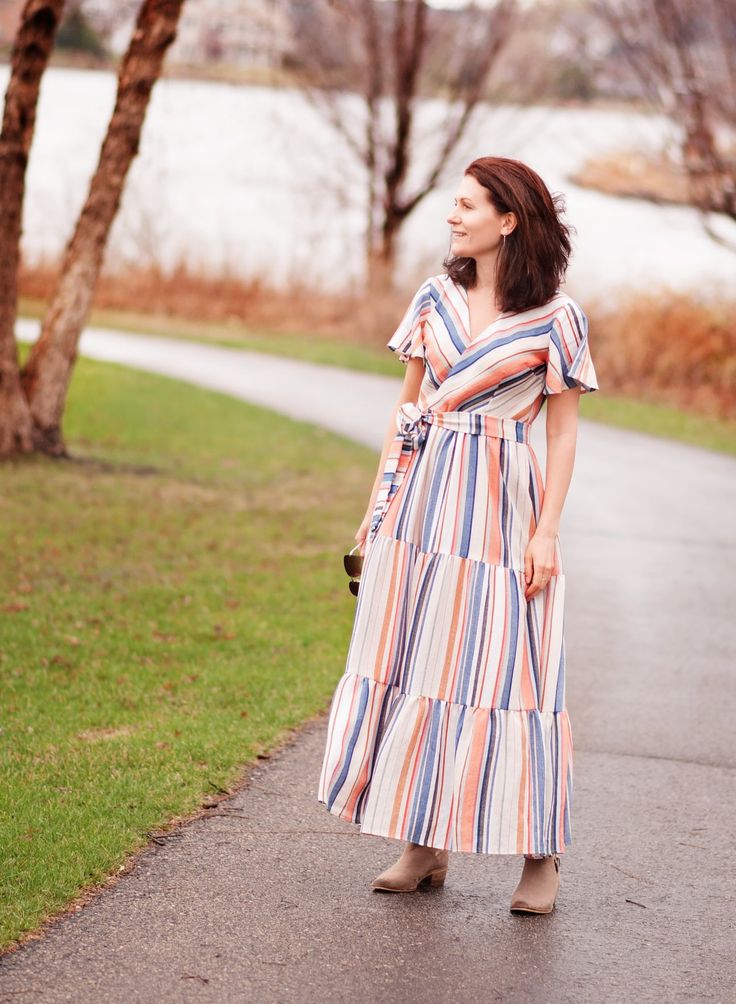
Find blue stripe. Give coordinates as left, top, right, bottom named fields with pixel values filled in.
left=499, top=572, right=520, bottom=710
left=408, top=699, right=443, bottom=841
left=458, top=433, right=478, bottom=558
left=327, top=676, right=370, bottom=809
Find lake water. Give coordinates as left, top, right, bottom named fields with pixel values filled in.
left=3, top=66, right=734, bottom=300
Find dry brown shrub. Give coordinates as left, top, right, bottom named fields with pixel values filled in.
left=18, top=257, right=409, bottom=351
left=588, top=288, right=736, bottom=419
left=19, top=259, right=736, bottom=420
left=571, top=150, right=690, bottom=205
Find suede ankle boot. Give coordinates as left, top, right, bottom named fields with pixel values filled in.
left=509, top=854, right=561, bottom=914
left=372, top=841, right=449, bottom=892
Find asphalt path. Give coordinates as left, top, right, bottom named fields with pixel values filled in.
left=3, top=320, right=735, bottom=1002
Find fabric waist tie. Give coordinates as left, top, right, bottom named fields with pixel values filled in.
left=367, top=403, right=531, bottom=542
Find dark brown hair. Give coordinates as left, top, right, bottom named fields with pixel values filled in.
left=443, top=156, right=573, bottom=313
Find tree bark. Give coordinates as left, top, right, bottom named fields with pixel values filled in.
left=21, top=0, right=186, bottom=455
left=296, top=0, right=517, bottom=290
left=0, top=0, right=65, bottom=457
left=596, top=0, right=736, bottom=235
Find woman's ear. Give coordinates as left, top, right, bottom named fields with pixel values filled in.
left=504, top=212, right=518, bottom=236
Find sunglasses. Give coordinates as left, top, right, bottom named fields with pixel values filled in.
left=343, top=542, right=364, bottom=596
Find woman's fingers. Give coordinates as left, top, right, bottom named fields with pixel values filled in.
left=355, top=521, right=369, bottom=556
left=523, top=550, right=535, bottom=599
left=524, top=549, right=553, bottom=600
left=524, top=551, right=533, bottom=585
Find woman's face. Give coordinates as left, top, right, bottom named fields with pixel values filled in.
left=446, top=174, right=514, bottom=258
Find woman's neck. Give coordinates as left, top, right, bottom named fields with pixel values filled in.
left=473, top=250, right=500, bottom=306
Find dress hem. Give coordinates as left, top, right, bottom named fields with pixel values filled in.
left=317, top=672, right=573, bottom=857
left=316, top=796, right=570, bottom=857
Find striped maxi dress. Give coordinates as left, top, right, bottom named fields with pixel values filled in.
left=317, top=272, right=599, bottom=855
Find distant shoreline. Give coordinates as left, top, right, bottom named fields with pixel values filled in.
left=0, top=48, right=654, bottom=114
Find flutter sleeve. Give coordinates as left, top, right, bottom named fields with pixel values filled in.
left=386, top=279, right=432, bottom=364
left=544, top=298, right=600, bottom=395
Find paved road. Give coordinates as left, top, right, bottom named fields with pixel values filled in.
left=3, top=321, right=735, bottom=1002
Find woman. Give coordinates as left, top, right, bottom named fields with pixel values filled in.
left=317, top=156, right=599, bottom=914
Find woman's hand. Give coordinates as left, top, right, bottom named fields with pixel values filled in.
left=355, top=362, right=424, bottom=560
left=355, top=513, right=371, bottom=556
left=523, top=529, right=557, bottom=601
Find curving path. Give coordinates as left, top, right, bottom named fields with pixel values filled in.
left=3, top=319, right=735, bottom=1002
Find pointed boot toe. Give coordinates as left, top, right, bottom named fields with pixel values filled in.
left=510, top=854, right=561, bottom=914
left=372, top=842, right=449, bottom=893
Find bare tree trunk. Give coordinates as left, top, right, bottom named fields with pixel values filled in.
left=596, top=0, right=736, bottom=240
left=652, top=0, right=732, bottom=217
left=0, top=1, right=65, bottom=457
left=21, top=0, right=186, bottom=455
left=295, top=0, right=517, bottom=291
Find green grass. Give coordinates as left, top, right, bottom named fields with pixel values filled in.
left=18, top=298, right=736, bottom=456
left=19, top=297, right=398, bottom=377
left=579, top=390, right=736, bottom=457
left=0, top=351, right=378, bottom=952
left=3, top=318, right=733, bottom=951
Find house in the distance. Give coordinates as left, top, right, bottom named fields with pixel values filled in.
left=0, top=0, right=24, bottom=48
left=80, top=0, right=295, bottom=69
left=172, top=0, right=294, bottom=68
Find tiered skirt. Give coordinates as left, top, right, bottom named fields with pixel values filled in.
left=317, top=418, right=574, bottom=855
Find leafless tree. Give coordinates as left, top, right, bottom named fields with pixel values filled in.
left=0, top=0, right=66, bottom=457
left=291, top=0, right=517, bottom=288
left=596, top=0, right=736, bottom=244
left=0, top=0, right=186, bottom=458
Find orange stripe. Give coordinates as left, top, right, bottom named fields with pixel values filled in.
left=388, top=699, right=429, bottom=836
left=458, top=708, right=487, bottom=845
left=372, top=542, right=404, bottom=680
left=438, top=563, right=464, bottom=701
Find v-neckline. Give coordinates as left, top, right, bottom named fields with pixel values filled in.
left=452, top=277, right=512, bottom=348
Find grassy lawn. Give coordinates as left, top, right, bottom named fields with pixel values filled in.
left=19, top=297, right=397, bottom=377
left=18, top=298, right=736, bottom=457
left=0, top=350, right=377, bottom=952
left=577, top=390, right=736, bottom=457
left=3, top=314, right=733, bottom=953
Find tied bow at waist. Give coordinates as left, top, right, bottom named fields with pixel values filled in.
left=367, top=403, right=531, bottom=542
left=395, top=400, right=429, bottom=449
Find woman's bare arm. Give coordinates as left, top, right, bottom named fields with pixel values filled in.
left=524, top=388, right=581, bottom=599
left=355, top=357, right=424, bottom=551
left=537, top=388, right=581, bottom=536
